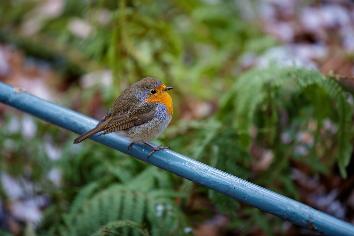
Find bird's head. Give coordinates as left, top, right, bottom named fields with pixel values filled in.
left=134, top=77, right=174, bottom=115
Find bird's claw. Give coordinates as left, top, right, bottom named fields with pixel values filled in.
left=128, top=142, right=135, bottom=151
left=129, top=142, right=168, bottom=157
left=146, top=146, right=169, bottom=158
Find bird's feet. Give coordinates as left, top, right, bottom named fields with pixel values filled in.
left=128, top=142, right=136, bottom=151
left=127, top=142, right=168, bottom=158
left=144, top=142, right=169, bottom=158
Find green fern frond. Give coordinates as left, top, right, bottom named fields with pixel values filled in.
left=61, top=186, right=185, bottom=236
left=58, top=167, right=187, bottom=236
left=69, top=181, right=101, bottom=217
left=91, top=220, right=149, bottom=236
left=127, top=167, right=172, bottom=190
left=225, top=67, right=353, bottom=177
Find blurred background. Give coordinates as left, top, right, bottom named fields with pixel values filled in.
left=0, top=0, right=354, bottom=235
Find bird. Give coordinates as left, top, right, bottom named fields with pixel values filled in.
left=73, top=77, right=173, bottom=157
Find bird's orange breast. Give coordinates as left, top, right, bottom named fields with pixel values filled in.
left=145, top=92, right=173, bottom=116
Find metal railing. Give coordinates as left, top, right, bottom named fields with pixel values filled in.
left=1, top=81, right=353, bottom=236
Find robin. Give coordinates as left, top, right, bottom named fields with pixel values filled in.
left=73, top=77, right=173, bottom=157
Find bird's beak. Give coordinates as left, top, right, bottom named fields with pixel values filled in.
left=164, top=86, right=173, bottom=91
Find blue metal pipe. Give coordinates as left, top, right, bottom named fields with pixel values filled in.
left=0, top=82, right=353, bottom=235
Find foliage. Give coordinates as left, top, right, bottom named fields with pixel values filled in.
left=92, top=220, right=149, bottom=236
left=57, top=168, right=187, bottom=236
left=226, top=67, right=353, bottom=177
left=172, top=67, right=353, bottom=233
left=37, top=142, right=188, bottom=236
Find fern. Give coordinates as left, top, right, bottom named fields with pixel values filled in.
left=58, top=167, right=188, bottom=236
left=181, top=67, right=354, bottom=234
left=221, top=67, right=353, bottom=177
left=92, top=220, right=149, bottom=236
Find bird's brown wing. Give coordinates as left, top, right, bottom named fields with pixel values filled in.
left=73, top=102, right=156, bottom=144
left=100, top=102, right=157, bottom=134
left=96, top=86, right=141, bottom=126
left=73, top=89, right=152, bottom=144
left=110, top=86, right=141, bottom=116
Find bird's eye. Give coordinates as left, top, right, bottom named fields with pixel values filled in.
left=150, top=89, right=157, bottom=94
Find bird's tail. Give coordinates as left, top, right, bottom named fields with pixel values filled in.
left=73, top=126, right=103, bottom=144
